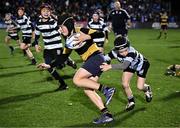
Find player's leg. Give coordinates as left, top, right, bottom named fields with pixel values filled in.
left=73, top=54, right=115, bottom=106
left=20, top=37, right=36, bottom=64
left=157, top=27, right=163, bottom=39
left=44, top=49, right=67, bottom=90
left=136, top=60, right=152, bottom=102
left=5, top=35, right=14, bottom=54
left=73, top=70, right=114, bottom=124
left=136, top=77, right=152, bottom=102
left=164, top=28, right=167, bottom=39
left=122, top=71, right=135, bottom=111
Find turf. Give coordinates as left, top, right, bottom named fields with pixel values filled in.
left=0, top=29, right=179, bottom=127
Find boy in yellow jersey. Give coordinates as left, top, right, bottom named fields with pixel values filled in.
left=37, top=14, right=115, bottom=124
left=157, top=11, right=168, bottom=39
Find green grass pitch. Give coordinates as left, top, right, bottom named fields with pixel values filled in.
left=0, top=29, right=179, bottom=127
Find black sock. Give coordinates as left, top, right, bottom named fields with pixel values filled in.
left=128, top=96, right=135, bottom=103
left=31, top=58, right=36, bottom=64
left=9, top=46, right=14, bottom=51
left=101, top=107, right=108, bottom=114
left=98, top=84, right=107, bottom=92
left=23, top=50, right=26, bottom=55
left=101, top=108, right=112, bottom=117
left=48, top=68, right=66, bottom=85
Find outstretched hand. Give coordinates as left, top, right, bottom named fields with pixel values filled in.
left=37, top=63, right=51, bottom=70
left=100, top=63, right=112, bottom=72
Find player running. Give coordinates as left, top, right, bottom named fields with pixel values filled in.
left=34, top=3, right=75, bottom=90
left=101, top=35, right=152, bottom=111
left=16, top=6, right=37, bottom=65
left=37, top=13, right=115, bottom=124
left=4, top=13, right=21, bottom=55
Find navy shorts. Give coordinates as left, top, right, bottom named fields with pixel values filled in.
left=82, top=53, right=105, bottom=77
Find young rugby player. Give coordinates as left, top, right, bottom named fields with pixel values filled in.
left=34, top=3, right=72, bottom=90
left=157, top=11, right=168, bottom=39
left=16, top=6, right=37, bottom=65
left=4, top=13, right=21, bottom=55
left=101, top=35, right=153, bottom=111
left=37, top=14, right=116, bottom=124
left=87, top=12, right=107, bottom=53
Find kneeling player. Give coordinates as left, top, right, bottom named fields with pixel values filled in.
left=101, top=35, right=152, bottom=111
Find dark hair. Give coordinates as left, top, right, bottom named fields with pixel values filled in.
left=17, top=6, right=25, bottom=11
left=40, top=3, right=52, bottom=11
left=114, top=35, right=130, bottom=50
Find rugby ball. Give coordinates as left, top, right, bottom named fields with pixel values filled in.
left=66, top=33, right=86, bottom=49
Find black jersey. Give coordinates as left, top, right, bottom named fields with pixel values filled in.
left=108, top=9, right=130, bottom=35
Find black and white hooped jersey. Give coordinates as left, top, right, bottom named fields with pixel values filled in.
left=5, top=19, right=19, bottom=37
left=87, top=19, right=106, bottom=43
left=16, top=15, right=32, bottom=37
left=35, top=17, right=62, bottom=50
left=105, top=46, right=145, bottom=71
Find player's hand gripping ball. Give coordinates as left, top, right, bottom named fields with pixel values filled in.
left=66, top=33, right=86, bottom=49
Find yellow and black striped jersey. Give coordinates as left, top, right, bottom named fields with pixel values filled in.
left=160, top=15, right=168, bottom=26
left=64, top=27, right=103, bottom=61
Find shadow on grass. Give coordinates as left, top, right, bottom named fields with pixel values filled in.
left=155, top=58, right=171, bottom=64
left=67, top=107, right=146, bottom=127
left=0, top=69, right=39, bottom=78
left=0, top=57, right=10, bottom=60
left=0, top=90, right=57, bottom=106
left=31, top=74, right=74, bottom=84
left=69, top=90, right=98, bottom=114
left=0, top=64, right=29, bottom=69
left=167, top=40, right=180, bottom=43
left=158, top=92, right=180, bottom=101
left=168, top=46, right=180, bottom=49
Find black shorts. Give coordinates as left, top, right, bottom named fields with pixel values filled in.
left=113, top=29, right=128, bottom=37
left=82, top=53, right=105, bottom=77
left=123, top=60, right=150, bottom=78
left=8, top=35, right=19, bottom=40
left=22, top=36, right=31, bottom=44
left=161, top=25, right=168, bottom=30
left=96, top=42, right=105, bottom=48
left=43, top=48, right=63, bottom=64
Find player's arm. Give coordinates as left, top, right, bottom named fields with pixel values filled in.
left=34, top=26, right=41, bottom=52
left=100, top=60, right=130, bottom=72
left=124, top=10, right=132, bottom=28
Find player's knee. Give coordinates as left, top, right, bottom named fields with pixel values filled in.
left=73, top=76, right=81, bottom=87
left=122, top=81, right=130, bottom=89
